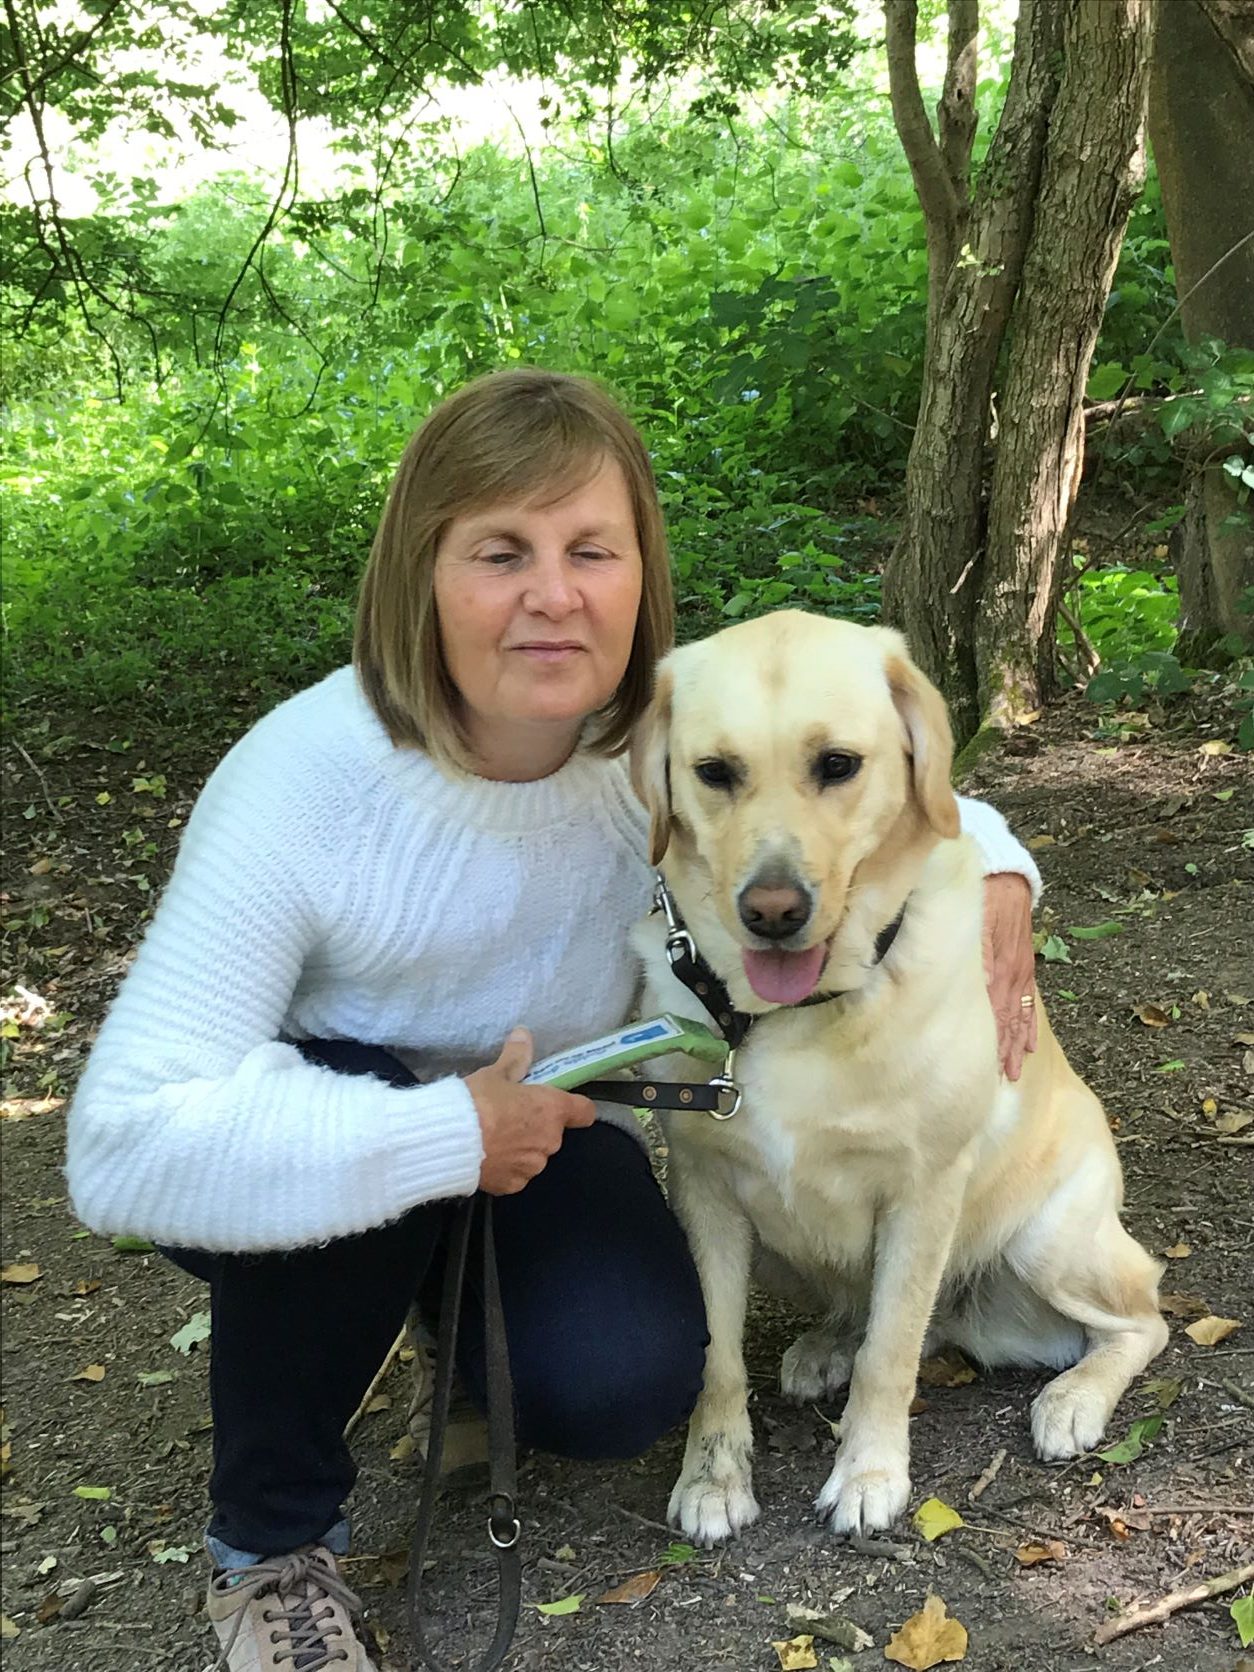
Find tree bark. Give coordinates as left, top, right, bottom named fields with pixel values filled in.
left=976, top=0, right=1158, bottom=725
left=881, top=0, right=1063, bottom=739
left=1149, top=0, right=1254, bottom=659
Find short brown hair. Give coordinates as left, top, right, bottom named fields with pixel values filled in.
left=354, top=368, right=674, bottom=774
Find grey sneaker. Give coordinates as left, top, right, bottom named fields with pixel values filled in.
left=206, top=1544, right=378, bottom=1671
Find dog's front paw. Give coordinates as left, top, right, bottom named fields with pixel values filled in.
left=668, top=1436, right=759, bottom=1547
left=815, top=1445, right=910, bottom=1535
left=780, top=1327, right=855, bottom=1403
left=1031, top=1371, right=1113, bottom=1461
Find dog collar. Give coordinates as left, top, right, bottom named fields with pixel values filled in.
left=652, top=875, right=907, bottom=1051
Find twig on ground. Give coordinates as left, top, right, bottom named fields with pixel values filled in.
left=843, top=1533, right=914, bottom=1560
left=610, top=1504, right=675, bottom=1536
left=954, top=1543, right=997, bottom=1580
left=344, top=1326, right=406, bottom=1439
left=1218, top=1378, right=1254, bottom=1411
left=969, top=1446, right=1007, bottom=1502
left=1144, top=1504, right=1254, bottom=1515
left=1092, top=1559, right=1254, bottom=1646
left=14, top=740, right=60, bottom=819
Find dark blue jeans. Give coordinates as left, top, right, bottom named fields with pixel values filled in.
left=163, top=1039, right=708, bottom=1561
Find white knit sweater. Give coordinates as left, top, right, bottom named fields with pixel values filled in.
left=66, top=666, right=1040, bottom=1253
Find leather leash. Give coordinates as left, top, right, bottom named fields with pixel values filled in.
left=408, top=1195, right=520, bottom=1672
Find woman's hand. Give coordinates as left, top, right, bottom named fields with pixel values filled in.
left=982, top=873, right=1038, bottom=1082
left=465, top=1027, right=596, bottom=1195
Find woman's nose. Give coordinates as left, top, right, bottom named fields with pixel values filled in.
left=523, top=554, right=580, bottom=616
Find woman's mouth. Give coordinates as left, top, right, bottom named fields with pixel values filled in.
left=511, top=642, right=585, bottom=661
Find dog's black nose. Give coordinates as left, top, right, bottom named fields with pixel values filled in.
left=738, top=883, right=811, bottom=941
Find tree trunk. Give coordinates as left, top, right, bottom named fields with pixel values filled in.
left=1149, top=0, right=1254, bottom=659
left=976, top=0, right=1157, bottom=725
left=881, top=0, right=1158, bottom=743
left=881, top=0, right=1063, bottom=740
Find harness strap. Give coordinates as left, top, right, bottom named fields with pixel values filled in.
left=409, top=1196, right=520, bottom=1672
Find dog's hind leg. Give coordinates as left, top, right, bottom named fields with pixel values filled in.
left=1007, top=1146, right=1167, bottom=1459
left=1028, top=1219, right=1167, bottom=1459
left=781, top=1316, right=858, bottom=1402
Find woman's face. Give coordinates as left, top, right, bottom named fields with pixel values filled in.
left=433, top=456, right=644, bottom=776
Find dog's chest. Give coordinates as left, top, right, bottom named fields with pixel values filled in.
left=689, top=1040, right=909, bottom=1273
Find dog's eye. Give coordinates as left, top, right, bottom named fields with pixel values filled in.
left=695, top=758, right=737, bottom=790
left=816, top=751, right=861, bottom=786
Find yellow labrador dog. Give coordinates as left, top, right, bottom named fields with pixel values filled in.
left=631, top=610, right=1166, bottom=1543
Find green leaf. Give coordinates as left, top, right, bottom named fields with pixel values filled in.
left=1233, top=1593, right=1254, bottom=1647
left=1086, top=363, right=1127, bottom=401
left=912, top=1496, right=965, bottom=1541
left=170, top=1311, right=211, bottom=1354
left=1155, top=1058, right=1186, bottom=1073
left=73, top=1485, right=112, bottom=1500
left=1067, top=922, right=1123, bottom=940
left=1036, top=934, right=1072, bottom=964
left=137, top=1370, right=176, bottom=1387
left=112, top=1235, right=155, bottom=1253
left=658, top=1542, right=697, bottom=1566
left=536, top=1594, right=583, bottom=1616
left=1096, top=1412, right=1163, bottom=1464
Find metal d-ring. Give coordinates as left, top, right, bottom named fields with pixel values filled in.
left=706, top=1047, right=742, bottom=1120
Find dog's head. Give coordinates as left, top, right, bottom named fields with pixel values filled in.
left=631, top=611, right=959, bottom=1005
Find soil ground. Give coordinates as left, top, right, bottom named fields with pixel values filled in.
left=2, top=680, right=1252, bottom=1672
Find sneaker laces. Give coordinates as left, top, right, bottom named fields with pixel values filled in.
left=209, top=1548, right=363, bottom=1671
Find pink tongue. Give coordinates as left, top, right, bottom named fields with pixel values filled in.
left=742, top=943, right=826, bottom=1005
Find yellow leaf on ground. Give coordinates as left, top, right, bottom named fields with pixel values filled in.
left=1014, top=1540, right=1068, bottom=1566
left=1162, top=1243, right=1192, bottom=1259
left=1027, top=834, right=1055, bottom=850
left=0, top=1615, right=19, bottom=1638
left=598, top=1571, right=661, bottom=1606
left=912, top=1498, right=965, bottom=1542
left=71, top=1364, right=106, bottom=1383
left=388, top=1434, right=415, bottom=1462
left=1184, top=1315, right=1242, bottom=1346
left=1214, top=1112, right=1253, bottom=1135
left=0, top=1264, right=41, bottom=1285
left=884, top=1595, right=968, bottom=1670
left=772, top=1635, right=818, bottom=1670
left=1199, top=739, right=1231, bottom=756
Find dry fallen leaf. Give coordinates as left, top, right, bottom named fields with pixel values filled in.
left=772, top=1635, right=818, bottom=1671
left=597, top=1570, right=661, bottom=1606
left=0, top=1615, right=19, bottom=1638
left=1134, top=1003, right=1171, bottom=1027
left=1160, top=1291, right=1210, bottom=1319
left=1184, top=1315, right=1242, bottom=1347
left=388, top=1435, right=415, bottom=1463
left=71, top=1365, right=106, bottom=1384
left=0, top=1264, right=42, bottom=1285
left=1162, top=1242, right=1191, bottom=1259
left=917, top=1352, right=976, bottom=1388
left=1014, top=1540, right=1068, bottom=1566
left=1214, top=1112, right=1254, bottom=1136
left=884, top=1594, right=968, bottom=1670
left=364, top=1394, right=391, bottom=1415
left=72, top=1279, right=101, bottom=1296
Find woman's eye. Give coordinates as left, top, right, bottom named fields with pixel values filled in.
left=695, top=759, right=736, bottom=790
left=816, top=751, right=862, bottom=786
left=573, top=547, right=611, bottom=561
left=481, top=551, right=519, bottom=566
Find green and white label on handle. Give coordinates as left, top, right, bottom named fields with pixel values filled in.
left=523, top=1014, right=727, bottom=1091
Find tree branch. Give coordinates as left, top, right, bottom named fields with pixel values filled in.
left=884, top=0, right=961, bottom=257
left=938, top=0, right=979, bottom=210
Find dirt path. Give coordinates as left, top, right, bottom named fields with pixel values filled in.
left=2, top=689, right=1251, bottom=1672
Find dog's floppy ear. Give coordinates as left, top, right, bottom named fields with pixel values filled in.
left=630, top=663, right=675, bottom=866
left=885, top=646, right=960, bottom=839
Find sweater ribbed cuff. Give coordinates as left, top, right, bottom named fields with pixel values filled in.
left=381, top=1075, right=484, bottom=1212
left=956, top=796, right=1042, bottom=904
